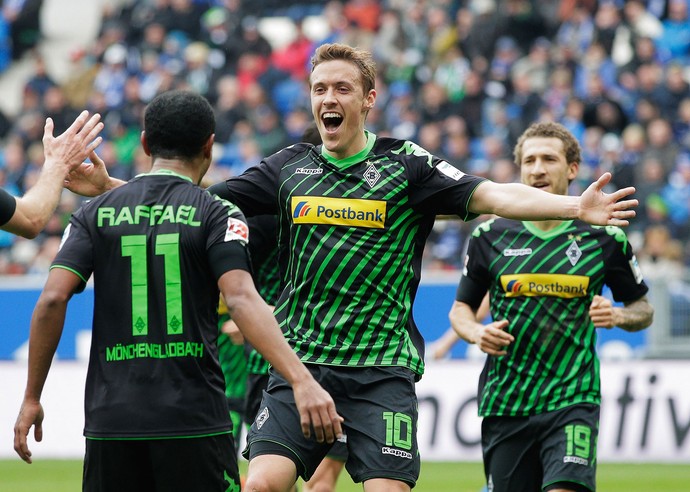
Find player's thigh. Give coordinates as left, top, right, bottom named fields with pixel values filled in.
left=481, top=416, right=541, bottom=492
left=339, top=366, right=420, bottom=488
left=244, top=367, right=333, bottom=480
left=539, top=404, right=599, bottom=492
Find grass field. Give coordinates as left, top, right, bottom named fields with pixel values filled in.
left=1, top=460, right=688, bottom=491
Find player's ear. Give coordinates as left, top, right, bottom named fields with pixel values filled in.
left=140, top=131, right=151, bottom=156
left=567, top=161, right=579, bottom=182
left=203, top=134, right=215, bottom=158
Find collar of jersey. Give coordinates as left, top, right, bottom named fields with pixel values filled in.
left=522, top=219, right=574, bottom=239
left=135, top=168, right=193, bottom=183
left=320, top=130, right=376, bottom=169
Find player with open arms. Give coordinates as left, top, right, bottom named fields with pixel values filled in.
left=449, top=122, right=654, bottom=492
left=13, top=91, right=341, bottom=492
left=65, top=45, right=638, bottom=492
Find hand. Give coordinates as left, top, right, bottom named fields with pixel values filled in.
left=579, top=173, right=637, bottom=226
left=44, top=111, right=103, bottom=176
left=291, top=377, right=343, bottom=444
left=65, top=151, right=116, bottom=197
left=14, top=400, right=45, bottom=464
left=473, top=319, right=514, bottom=356
left=220, top=319, right=244, bottom=345
left=589, top=294, right=616, bottom=328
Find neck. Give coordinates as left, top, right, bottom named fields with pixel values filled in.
left=530, top=218, right=564, bottom=231
left=150, top=158, right=203, bottom=185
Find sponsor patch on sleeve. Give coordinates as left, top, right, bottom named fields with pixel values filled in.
left=224, top=217, right=249, bottom=244
left=629, top=255, right=644, bottom=284
left=436, top=161, right=465, bottom=181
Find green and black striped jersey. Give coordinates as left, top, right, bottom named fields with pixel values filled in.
left=209, top=131, right=484, bottom=377
left=53, top=170, right=252, bottom=438
left=455, top=218, right=649, bottom=416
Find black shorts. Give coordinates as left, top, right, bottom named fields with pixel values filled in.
left=245, top=372, right=350, bottom=463
left=244, top=372, right=269, bottom=425
left=482, top=404, right=599, bottom=492
left=83, top=433, right=240, bottom=492
left=243, top=364, right=420, bottom=487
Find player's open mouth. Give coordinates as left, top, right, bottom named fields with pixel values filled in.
left=322, top=112, right=343, bottom=132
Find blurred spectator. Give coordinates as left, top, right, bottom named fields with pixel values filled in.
left=655, top=0, right=690, bottom=63
left=642, top=117, right=681, bottom=180
left=0, top=0, right=690, bottom=274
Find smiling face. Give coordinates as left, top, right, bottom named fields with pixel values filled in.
left=310, top=59, right=375, bottom=160
left=519, top=136, right=579, bottom=196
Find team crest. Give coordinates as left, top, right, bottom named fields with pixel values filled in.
left=566, top=240, right=582, bottom=266
left=256, top=406, right=269, bottom=429
left=363, top=162, right=381, bottom=187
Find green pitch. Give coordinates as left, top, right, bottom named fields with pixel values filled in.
left=1, top=460, right=688, bottom=491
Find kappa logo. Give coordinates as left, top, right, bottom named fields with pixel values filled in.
left=293, top=201, right=312, bottom=218
left=256, top=407, right=269, bottom=430
left=295, top=167, right=323, bottom=175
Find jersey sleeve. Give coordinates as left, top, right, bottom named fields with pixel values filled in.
left=207, top=154, right=284, bottom=217
left=404, top=152, right=486, bottom=220
left=454, top=225, right=492, bottom=309
left=0, top=188, right=17, bottom=226
left=602, top=227, right=649, bottom=303
left=205, top=196, right=252, bottom=280
left=51, top=208, right=94, bottom=290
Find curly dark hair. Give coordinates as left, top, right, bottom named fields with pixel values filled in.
left=513, top=122, right=582, bottom=167
left=144, top=90, right=215, bottom=160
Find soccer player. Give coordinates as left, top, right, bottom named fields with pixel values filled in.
left=13, top=90, right=341, bottom=492
left=449, top=121, right=654, bottom=492
left=0, top=111, right=102, bottom=238
left=65, top=44, right=638, bottom=491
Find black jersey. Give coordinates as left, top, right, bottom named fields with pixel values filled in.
left=209, top=131, right=485, bottom=377
left=0, top=188, right=16, bottom=226
left=52, top=170, right=252, bottom=438
left=245, top=215, right=282, bottom=375
left=456, top=218, right=649, bottom=417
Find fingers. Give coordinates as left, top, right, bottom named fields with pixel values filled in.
left=89, top=150, right=104, bottom=168
left=42, top=117, right=54, bottom=142
left=610, top=187, right=637, bottom=201
left=595, top=172, right=612, bottom=189
left=65, top=110, right=91, bottom=135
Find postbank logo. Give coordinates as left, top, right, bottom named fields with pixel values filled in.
left=291, top=196, right=386, bottom=228
left=500, top=273, right=589, bottom=298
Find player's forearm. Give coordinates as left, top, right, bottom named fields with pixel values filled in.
left=24, top=295, right=68, bottom=401
left=615, top=297, right=654, bottom=332
left=449, top=301, right=481, bottom=344
left=229, top=297, right=312, bottom=384
left=471, top=182, right=580, bottom=221
left=10, top=163, right=68, bottom=238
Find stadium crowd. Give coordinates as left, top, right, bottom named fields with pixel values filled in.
left=0, top=0, right=689, bottom=276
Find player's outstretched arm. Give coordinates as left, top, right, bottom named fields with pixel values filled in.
left=469, top=172, right=637, bottom=226
left=219, top=269, right=343, bottom=443
left=14, top=268, right=82, bottom=463
left=4, top=112, right=103, bottom=238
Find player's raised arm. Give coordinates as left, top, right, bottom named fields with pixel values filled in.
left=469, top=172, right=637, bottom=226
